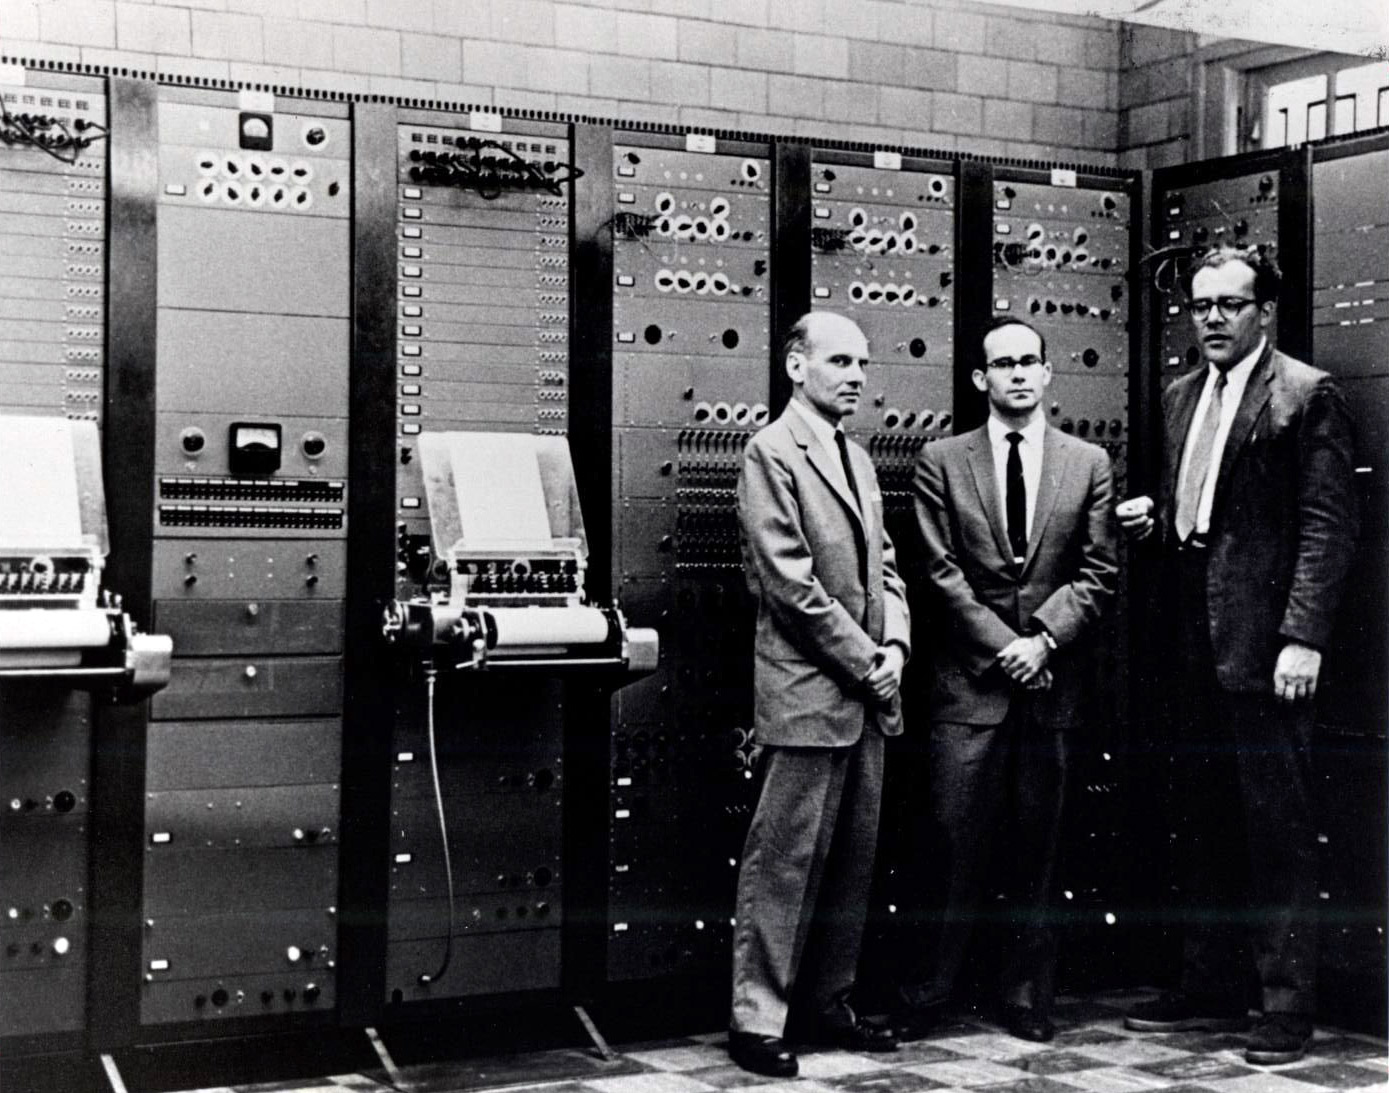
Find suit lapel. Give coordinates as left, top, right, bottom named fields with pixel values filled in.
left=1022, top=428, right=1070, bottom=573
left=966, top=428, right=1015, bottom=566
left=1212, top=344, right=1274, bottom=515
left=784, top=409, right=867, bottom=540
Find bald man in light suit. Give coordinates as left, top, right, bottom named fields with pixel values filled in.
left=728, top=311, right=911, bottom=1078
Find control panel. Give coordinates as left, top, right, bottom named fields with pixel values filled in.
left=142, top=88, right=350, bottom=1027
left=608, top=137, right=770, bottom=981
left=810, top=154, right=955, bottom=523
left=1154, top=169, right=1279, bottom=378
left=0, top=70, right=108, bottom=1043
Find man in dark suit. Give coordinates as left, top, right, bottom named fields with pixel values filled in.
left=1119, top=245, right=1358, bottom=1065
left=729, top=310, right=911, bottom=1078
left=896, top=316, right=1118, bottom=1043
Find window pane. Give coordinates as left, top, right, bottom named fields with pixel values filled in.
left=1307, top=99, right=1327, bottom=141
left=1332, top=59, right=1389, bottom=133
left=1264, top=73, right=1328, bottom=147
left=1380, top=87, right=1389, bottom=128
left=1334, top=94, right=1356, bottom=134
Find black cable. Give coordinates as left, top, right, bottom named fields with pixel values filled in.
left=0, top=97, right=107, bottom=165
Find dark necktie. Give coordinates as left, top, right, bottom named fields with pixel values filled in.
left=1006, top=431, right=1027, bottom=562
left=835, top=429, right=861, bottom=510
left=1175, top=370, right=1228, bottom=542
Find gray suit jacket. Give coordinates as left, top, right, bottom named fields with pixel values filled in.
left=1157, top=345, right=1359, bottom=691
left=737, top=407, right=911, bottom=747
left=913, top=423, right=1118, bottom=726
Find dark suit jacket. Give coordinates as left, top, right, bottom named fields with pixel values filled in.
left=737, top=407, right=912, bottom=747
left=913, top=423, right=1118, bottom=727
left=1157, top=345, right=1359, bottom=692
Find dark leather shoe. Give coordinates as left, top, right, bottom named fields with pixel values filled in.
left=818, top=1017, right=898, bottom=1053
left=1245, top=1014, right=1313, bottom=1065
left=729, top=1031, right=798, bottom=1078
left=1124, top=992, right=1251, bottom=1033
left=891, top=1005, right=941, bottom=1042
left=1002, top=1004, right=1054, bottom=1043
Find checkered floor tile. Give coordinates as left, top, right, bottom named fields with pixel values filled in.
left=174, top=992, right=1386, bottom=1093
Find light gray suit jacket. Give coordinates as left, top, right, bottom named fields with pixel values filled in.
left=913, top=423, right=1117, bottom=727
left=737, top=407, right=911, bottom=747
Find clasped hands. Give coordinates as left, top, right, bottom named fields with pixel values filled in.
left=997, top=634, right=1052, bottom=690
left=864, top=643, right=905, bottom=702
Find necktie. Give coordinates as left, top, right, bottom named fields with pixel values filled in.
left=835, top=429, right=861, bottom=510
left=1175, top=370, right=1228, bottom=542
left=1005, top=431, right=1027, bottom=562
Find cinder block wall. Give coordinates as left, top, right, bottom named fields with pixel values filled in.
left=0, top=0, right=1132, bottom=165
left=1117, top=24, right=1198, bottom=168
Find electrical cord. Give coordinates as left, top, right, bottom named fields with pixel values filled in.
left=416, top=662, right=456, bottom=986
left=0, top=97, right=108, bottom=165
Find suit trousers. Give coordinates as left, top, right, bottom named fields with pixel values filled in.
left=730, top=729, right=885, bottom=1037
left=900, top=698, right=1068, bottom=1015
left=1171, top=545, right=1318, bottom=1016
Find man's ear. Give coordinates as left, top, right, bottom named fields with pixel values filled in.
left=1258, top=300, right=1275, bottom=328
left=785, top=351, right=805, bottom=384
left=971, top=368, right=987, bottom=393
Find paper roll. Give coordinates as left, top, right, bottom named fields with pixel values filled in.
left=0, top=609, right=113, bottom=650
left=485, top=606, right=610, bottom=649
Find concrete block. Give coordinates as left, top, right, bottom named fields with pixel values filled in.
left=649, top=60, right=709, bottom=105
left=1057, top=66, right=1108, bottom=109
left=903, top=47, right=956, bottom=92
left=301, top=0, right=364, bottom=23
left=526, top=47, right=589, bottom=94
left=73, top=46, right=148, bottom=72
left=794, top=32, right=848, bottom=78
left=984, top=97, right=1033, bottom=142
left=1142, top=57, right=1191, bottom=102
left=615, top=98, right=672, bottom=125
left=433, top=82, right=498, bottom=107
left=493, top=0, right=555, bottom=45
left=156, top=53, right=227, bottom=80
left=1032, top=102, right=1089, bottom=146
left=228, top=0, right=295, bottom=15
left=616, top=11, right=678, bottom=58
left=589, top=55, right=651, bottom=99
left=1128, top=100, right=1170, bottom=146
left=828, top=0, right=879, bottom=40
left=650, top=0, right=710, bottom=17
left=295, top=67, right=364, bottom=95
left=264, top=18, right=333, bottom=70
left=332, top=24, right=400, bottom=76
left=227, top=63, right=301, bottom=89
left=678, top=105, right=739, bottom=129
left=402, top=32, right=462, bottom=82
left=191, top=12, right=263, bottom=63
left=824, top=79, right=879, bottom=125
left=0, top=1, right=39, bottom=41
left=117, top=3, right=190, bottom=53
left=1084, top=108, right=1118, bottom=150
left=708, top=0, right=768, bottom=27
left=678, top=19, right=735, bottom=64
left=562, top=94, right=620, bottom=119
left=848, top=41, right=906, bottom=87
left=1148, top=137, right=1189, bottom=167
left=1031, top=21, right=1087, bottom=66
left=1167, top=97, right=1190, bottom=140
left=366, top=0, right=434, bottom=33
left=771, top=0, right=824, bottom=34
left=1084, top=26, right=1119, bottom=70
left=968, top=136, right=1013, bottom=158
left=1122, top=24, right=1192, bottom=67
left=889, top=8, right=933, bottom=47
left=40, top=0, right=116, bottom=49
left=957, top=53, right=1008, bottom=98
left=1007, top=60, right=1058, bottom=103
left=368, top=75, right=441, bottom=100
left=463, top=38, right=527, bottom=87
left=933, top=90, right=981, bottom=134
left=493, top=87, right=558, bottom=112
left=878, top=85, right=932, bottom=129
left=768, top=73, right=824, bottom=118
left=737, top=27, right=794, bottom=72
left=709, top=64, right=766, bottom=112
left=985, top=14, right=1035, bottom=61
left=554, top=5, right=618, bottom=54
left=1118, top=66, right=1150, bottom=110
left=431, top=0, right=490, bottom=38
left=934, top=9, right=984, bottom=54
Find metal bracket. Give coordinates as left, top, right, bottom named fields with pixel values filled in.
left=573, top=1004, right=616, bottom=1061
left=365, top=1026, right=410, bottom=1090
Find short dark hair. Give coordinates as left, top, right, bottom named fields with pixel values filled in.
left=980, top=315, right=1046, bottom=367
left=1182, top=244, right=1282, bottom=305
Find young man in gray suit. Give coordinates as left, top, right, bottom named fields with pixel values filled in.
left=729, top=310, right=911, bottom=1078
left=896, top=316, right=1117, bottom=1044
left=1119, top=245, right=1359, bottom=1065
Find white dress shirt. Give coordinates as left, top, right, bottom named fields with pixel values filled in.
left=1178, top=336, right=1264, bottom=536
left=987, top=414, right=1045, bottom=551
left=788, top=397, right=860, bottom=514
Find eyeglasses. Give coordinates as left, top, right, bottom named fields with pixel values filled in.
left=1186, top=296, right=1257, bottom=319
left=986, top=355, right=1044, bottom=371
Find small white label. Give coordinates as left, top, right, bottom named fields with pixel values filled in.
left=149, top=959, right=170, bottom=972
left=401, top=403, right=421, bottom=416
left=1050, top=168, right=1077, bottom=187
left=996, top=223, right=1011, bottom=234
left=0, top=63, right=26, bottom=87
left=401, top=325, right=421, bottom=337
left=617, top=275, right=635, bottom=286
left=397, top=751, right=415, bottom=762
left=401, top=344, right=422, bottom=356
left=401, top=247, right=422, bottom=259
left=403, top=187, right=423, bottom=200
left=239, top=89, right=274, bottom=113
left=401, top=364, right=422, bottom=376
left=616, top=777, right=632, bottom=786
left=617, top=191, right=636, bottom=204
left=995, top=298, right=1011, bottom=311
left=614, top=808, right=630, bottom=819
left=813, top=207, right=830, bottom=219
left=402, top=423, right=422, bottom=435
left=470, top=111, right=502, bottom=133
left=813, top=287, right=831, bottom=298
left=165, top=183, right=188, bottom=197
left=814, top=181, right=831, bottom=193
left=401, top=305, right=423, bottom=317
left=613, top=922, right=629, bottom=932
left=402, top=207, right=422, bottom=219
left=394, top=853, right=412, bottom=864
left=402, top=226, right=422, bottom=239
left=617, top=331, right=635, bottom=343
left=617, top=165, right=636, bottom=177
left=1168, top=229, right=1181, bottom=241
left=615, top=863, right=629, bottom=872
left=873, top=150, right=902, bottom=171
left=151, top=832, right=171, bottom=844
left=995, top=198, right=1011, bottom=210
left=686, top=133, right=716, bottom=154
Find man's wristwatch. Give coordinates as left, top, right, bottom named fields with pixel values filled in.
left=1031, top=627, right=1057, bottom=653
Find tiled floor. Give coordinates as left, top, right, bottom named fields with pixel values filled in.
left=173, top=992, right=1387, bottom=1093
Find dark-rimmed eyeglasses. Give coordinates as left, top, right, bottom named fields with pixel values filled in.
left=1185, top=296, right=1257, bottom=319
left=985, top=355, right=1044, bottom=371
